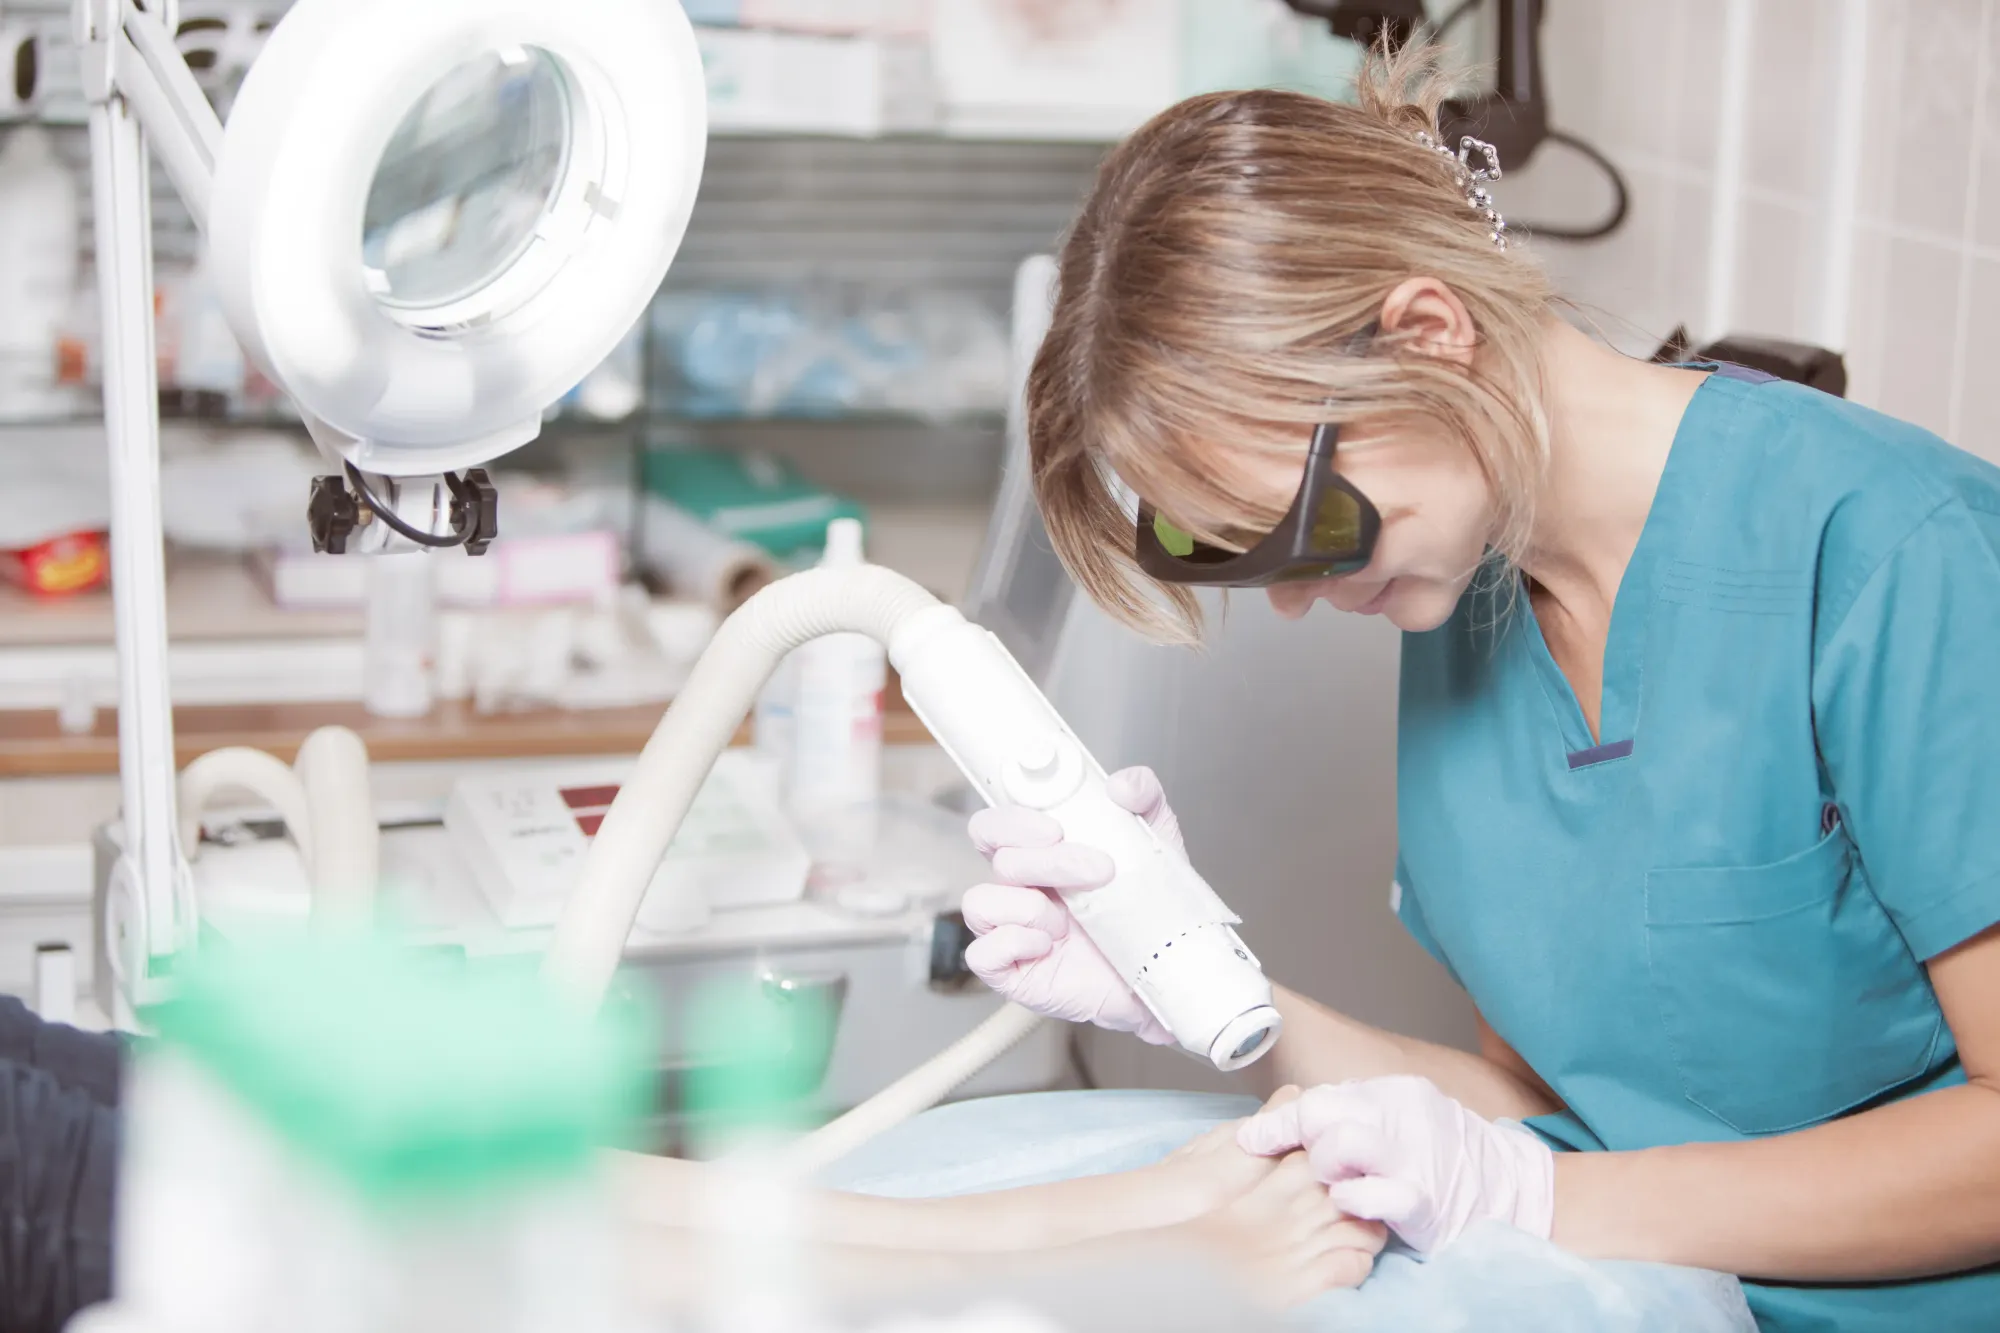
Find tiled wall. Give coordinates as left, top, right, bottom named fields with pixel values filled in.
left=1502, top=0, right=2000, bottom=466
left=1500, top=1, right=1727, bottom=357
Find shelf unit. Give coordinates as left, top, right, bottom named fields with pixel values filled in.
left=9, top=127, right=1101, bottom=498
left=0, top=2, right=1110, bottom=542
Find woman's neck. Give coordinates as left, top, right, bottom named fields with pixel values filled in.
left=1516, top=316, right=1708, bottom=623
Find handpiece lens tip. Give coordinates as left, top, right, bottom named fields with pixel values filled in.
left=1231, top=1028, right=1273, bottom=1063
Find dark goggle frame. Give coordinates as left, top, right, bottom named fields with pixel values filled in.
left=1134, top=419, right=1382, bottom=588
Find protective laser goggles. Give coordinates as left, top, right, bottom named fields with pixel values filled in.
left=1135, top=419, right=1382, bottom=588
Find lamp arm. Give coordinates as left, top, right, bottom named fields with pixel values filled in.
left=114, top=0, right=222, bottom=230
left=74, top=0, right=227, bottom=996
left=77, top=0, right=222, bottom=230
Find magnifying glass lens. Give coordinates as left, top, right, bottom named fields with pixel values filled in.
left=362, top=48, right=572, bottom=313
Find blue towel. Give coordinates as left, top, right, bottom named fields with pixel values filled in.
left=819, top=1090, right=1755, bottom=1333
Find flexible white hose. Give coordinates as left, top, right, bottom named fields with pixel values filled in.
left=293, top=727, right=377, bottom=931
left=177, top=747, right=315, bottom=870
left=544, top=566, right=941, bottom=1003
left=177, top=726, right=379, bottom=929
left=544, top=566, right=1049, bottom=1167
left=779, top=1003, right=1046, bottom=1176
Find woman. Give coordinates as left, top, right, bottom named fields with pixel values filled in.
left=958, top=39, right=2000, bottom=1333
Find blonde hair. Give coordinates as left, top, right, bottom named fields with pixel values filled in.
left=1028, top=40, right=1556, bottom=644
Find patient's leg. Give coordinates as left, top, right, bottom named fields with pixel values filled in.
left=623, top=1141, right=1382, bottom=1315
left=612, top=1100, right=1293, bottom=1255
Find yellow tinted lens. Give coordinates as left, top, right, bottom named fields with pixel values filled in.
left=1153, top=513, right=1197, bottom=557
left=1310, top=486, right=1363, bottom=553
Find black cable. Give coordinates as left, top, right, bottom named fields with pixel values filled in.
left=1508, top=127, right=1631, bottom=242
left=343, top=462, right=473, bottom=550
left=1415, top=0, right=1630, bottom=241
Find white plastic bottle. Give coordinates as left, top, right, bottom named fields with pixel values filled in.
left=753, top=650, right=799, bottom=778
left=0, top=125, right=79, bottom=418
left=363, top=554, right=436, bottom=718
left=787, top=518, right=886, bottom=892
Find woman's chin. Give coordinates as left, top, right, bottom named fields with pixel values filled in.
left=1385, top=585, right=1460, bottom=633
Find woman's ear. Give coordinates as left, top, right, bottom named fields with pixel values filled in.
left=1378, top=277, right=1479, bottom=366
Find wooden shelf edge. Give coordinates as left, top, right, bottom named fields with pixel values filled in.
left=0, top=697, right=934, bottom=778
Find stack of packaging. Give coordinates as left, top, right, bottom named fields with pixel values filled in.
left=691, top=0, right=938, bottom=137
left=648, top=283, right=1013, bottom=422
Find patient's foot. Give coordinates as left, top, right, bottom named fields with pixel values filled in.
left=1141, top=1085, right=1306, bottom=1224
left=1179, top=1153, right=1387, bottom=1309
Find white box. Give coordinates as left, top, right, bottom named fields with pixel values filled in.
left=444, top=751, right=811, bottom=931
left=697, top=26, right=934, bottom=136
left=740, top=0, right=930, bottom=36
left=930, top=0, right=1179, bottom=140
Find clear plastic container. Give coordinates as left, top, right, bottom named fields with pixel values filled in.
left=84, top=940, right=651, bottom=1333
left=108, top=1054, right=635, bottom=1333
left=363, top=554, right=436, bottom=718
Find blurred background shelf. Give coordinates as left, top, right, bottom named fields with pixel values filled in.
left=0, top=409, right=1014, bottom=509
left=0, top=503, right=989, bottom=651
left=0, top=689, right=939, bottom=778
left=0, top=0, right=1299, bottom=143
left=0, top=0, right=1362, bottom=798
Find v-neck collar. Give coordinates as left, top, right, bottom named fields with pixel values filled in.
left=1518, top=369, right=1722, bottom=766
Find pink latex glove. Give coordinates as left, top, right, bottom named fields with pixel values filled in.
left=1235, top=1076, right=1556, bottom=1256
left=959, top=767, right=1182, bottom=1045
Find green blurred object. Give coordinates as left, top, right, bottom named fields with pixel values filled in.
left=642, top=446, right=865, bottom=561
left=680, top=974, right=840, bottom=1146
left=145, top=936, right=653, bottom=1204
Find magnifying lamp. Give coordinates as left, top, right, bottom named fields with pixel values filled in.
left=81, top=0, right=706, bottom=1002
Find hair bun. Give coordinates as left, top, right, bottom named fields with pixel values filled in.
left=1352, top=34, right=1465, bottom=139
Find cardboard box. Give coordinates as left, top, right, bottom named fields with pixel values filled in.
left=697, top=25, right=936, bottom=135
left=931, top=0, right=1179, bottom=140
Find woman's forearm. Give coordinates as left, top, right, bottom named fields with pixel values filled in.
left=1253, top=984, right=1560, bottom=1122
left=1556, top=1081, right=2000, bottom=1280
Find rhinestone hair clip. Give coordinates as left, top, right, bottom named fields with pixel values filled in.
left=1414, top=131, right=1508, bottom=250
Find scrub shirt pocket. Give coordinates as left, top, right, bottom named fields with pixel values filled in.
left=1643, top=826, right=1942, bottom=1135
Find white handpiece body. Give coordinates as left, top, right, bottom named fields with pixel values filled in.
left=890, top=605, right=1282, bottom=1071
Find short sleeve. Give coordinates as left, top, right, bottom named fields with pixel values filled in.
left=1813, top=498, right=2000, bottom=960
left=1392, top=853, right=1463, bottom=986
left=1522, top=1108, right=1606, bottom=1154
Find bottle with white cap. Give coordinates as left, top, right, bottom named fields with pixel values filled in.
left=787, top=518, right=886, bottom=895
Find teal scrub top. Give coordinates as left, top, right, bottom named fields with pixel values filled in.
left=1394, top=366, right=2000, bottom=1333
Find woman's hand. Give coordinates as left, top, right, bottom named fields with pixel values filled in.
left=1235, top=1075, right=1555, bottom=1256
left=960, top=767, right=1184, bottom=1045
